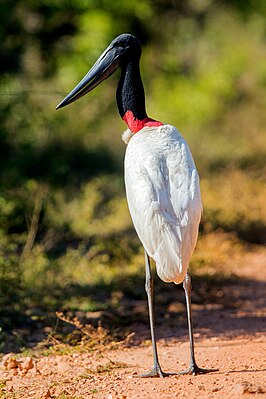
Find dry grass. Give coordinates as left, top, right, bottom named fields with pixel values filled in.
left=201, top=169, right=266, bottom=243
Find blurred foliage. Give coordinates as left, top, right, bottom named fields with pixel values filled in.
left=0, top=0, right=265, bottom=351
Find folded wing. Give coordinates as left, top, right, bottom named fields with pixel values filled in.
left=124, top=125, right=202, bottom=284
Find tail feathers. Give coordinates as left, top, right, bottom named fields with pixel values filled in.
left=151, top=222, right=187, bottom=284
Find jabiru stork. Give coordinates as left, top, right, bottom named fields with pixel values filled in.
left=57, top=33, right=217, bottom=377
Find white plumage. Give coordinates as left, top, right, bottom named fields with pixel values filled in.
left=123, top=124, right=202, bottom=284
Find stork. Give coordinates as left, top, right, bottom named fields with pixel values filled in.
left=57, top=33, right=217, bottom=377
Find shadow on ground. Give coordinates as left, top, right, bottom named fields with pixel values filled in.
left=2, top=268, right=265, bottom=354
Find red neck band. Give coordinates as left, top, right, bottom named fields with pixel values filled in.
left=122, top=110, right=163, bottom=133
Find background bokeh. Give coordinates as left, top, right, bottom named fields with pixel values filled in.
left=0, top=0, right=265, bottom=351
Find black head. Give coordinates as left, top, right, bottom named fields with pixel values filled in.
left=110, top=33, right=142, bottom=60
left=56, top=33, right=142, bottom=109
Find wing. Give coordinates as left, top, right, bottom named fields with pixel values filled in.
left=124, top=125, right=202, bottom=284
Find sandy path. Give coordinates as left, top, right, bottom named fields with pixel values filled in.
left=1, top=247, right=265, bottom=398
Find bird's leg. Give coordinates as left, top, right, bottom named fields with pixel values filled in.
left=137, top=251, right=176, bottom=378
left=179, top=273, right=218, bottom=375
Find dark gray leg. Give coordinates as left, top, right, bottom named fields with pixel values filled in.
left=138, top=251, right=177, bottom=378
left=179, top=273, right=218, bottom=375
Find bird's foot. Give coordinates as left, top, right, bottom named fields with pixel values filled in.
left=179, top=363, right=219, bottom=376
left=135, top=364, right=177, bottom=378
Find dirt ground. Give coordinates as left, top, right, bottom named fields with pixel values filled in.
left=1, top=247, right=266, bottom=399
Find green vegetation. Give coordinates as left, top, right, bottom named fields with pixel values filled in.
left=0, top=1, right=265, bottom=352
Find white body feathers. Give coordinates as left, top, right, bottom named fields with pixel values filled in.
left=124, top=124, right=202, bottom=284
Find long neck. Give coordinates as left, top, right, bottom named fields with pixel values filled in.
left=116, top=59, right=163, bottom=133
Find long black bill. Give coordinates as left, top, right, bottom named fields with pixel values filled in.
left=56, top=43, right=127, bottom=109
